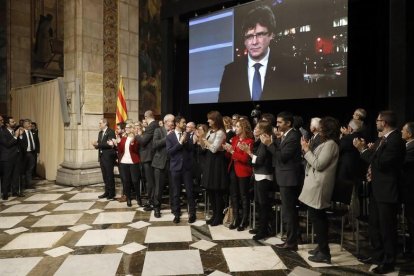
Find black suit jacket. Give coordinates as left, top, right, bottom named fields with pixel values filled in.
left=267, top=128, right=303, bottom=187
left=252, top=140, right=273, bottom=175
left=166, top=131, right=194, bottom=172
left=20, top=130, right=40, bottom=154
left=0, top=128, right=21, bottom=162
left=218, top=51, right=305, bottom=102
left=136, top=120, right=157, bottom=162
left=95, top=128, right=116, bottom=161
left=151, top=127, right=168, bottom=169
left=402, top=141, right=414, bottom=202
left=361, top=130, right=406, bottom=203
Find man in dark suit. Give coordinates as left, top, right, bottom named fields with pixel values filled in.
left=136, top=110, right=158, bottom=211
left=92, top=118, right=117, bottom=199
left=401, top=122, right=414, bottom=257
left=262, top=111, right=303, bottom=250
left=151, top=114, right=175, bottom=218
left=0, top=117, right=24, bottom=200
left=166, top=116, right=196, bottom=224
left=354, top=110, right=406, bottom=274
left=218, top=5, right=304, bottom=103
left=20, top=119, right=39, bottom=189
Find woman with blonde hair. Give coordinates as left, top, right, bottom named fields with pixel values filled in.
left=110, top=123, right=142, bottom=207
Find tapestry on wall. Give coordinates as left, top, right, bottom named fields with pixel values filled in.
left=139, top=0, right=162, bottom=116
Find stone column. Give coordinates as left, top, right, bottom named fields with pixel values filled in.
left=56, top=0, right=105, bottom=186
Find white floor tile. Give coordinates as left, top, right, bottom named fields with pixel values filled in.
left=54, top=253, right=123, bottom=276
left=1, top=203, right=47, bottom=213
left=222, top=246, right=287, bottom=272
left=297, top=244, right=362, bottom=268
left=66, top=191, right=80, bottom=194
left=68, top=224, right=92, bottom=232
left=190, top=220, right=206, bottom=227
left=4, top=226, right=29, bottom=235
left=92, top=211, right=135, bottom=224
left=44, top=246, right=74, bottom=257
left=128, top=221, right=151, bottom=230
left=0, top=216, right=27, bottom=229
left=142, top=250, right=203, bottom=275
left=145, top=226, right=192, bottom=243
left=104, top=200, right=137, bottom=209
left=51, top=200, right=67, bottom=204
left=31, top=211, right=51, bottom=217
left=24, top=193, right=62, bottom=201
left=1, top=231, right=67, bottom=250
left=288, top=266, right=322, bottom=276
left=208, top=225, right=254, bottom=240
left=51, top=187, right=74, bottom=192
left=149, top=209, right=188, bottom=222
left=84, top=209, right=104, bottom=215
left=0, top=257, right=43, bottom=276
left=263, top=236, right=284, bottom=245
left=75, top=229, right=128, bottom=246
left=53, top=202, right=95, bottom=211
left=117, top=242, right=146, bottom=254
left=209, top=271, right=232, bottom=276
left=32, top=214, right=83, bottom=227
left=69, top=192, right=102, bottom=201
left=190, top=240, right=217, bottom=251
left=2, top=200, right=21, bottom=206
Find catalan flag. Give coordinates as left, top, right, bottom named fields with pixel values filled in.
left=116, top=77, right=128, bottom=126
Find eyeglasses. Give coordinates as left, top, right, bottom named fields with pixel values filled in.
left=376, top=119, right=384, bottom=122
left=244, top=32, right=269, bottom=42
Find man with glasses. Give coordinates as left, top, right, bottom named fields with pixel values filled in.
left=218, top=5, right=303, bottom=102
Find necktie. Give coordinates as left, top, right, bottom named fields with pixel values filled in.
left=252, top=63, right=262, bottom=101
left=178, top=132, right=182, bottom=140
left=28, top=131, right=35, bottom=151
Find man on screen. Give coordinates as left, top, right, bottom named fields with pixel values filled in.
left=218, top=5, right=303, bottom=102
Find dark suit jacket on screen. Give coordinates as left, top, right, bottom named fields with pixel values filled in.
left=218, top=51, right=305, bottom=102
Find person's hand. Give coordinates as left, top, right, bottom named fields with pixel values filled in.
left=353, top=137, right=367, bottom=152
left=340, top=126, right=350, bottom=135
left=92, top=140, right=98, bottom=147
left=260, top=133, right=272, bottom=146
left=301, top=136, right=310, bottom=153
left=107, top=139, right=114, bottom=147
left=238, top=142, right=251, bottom=155
left=180, top=132, right=187, bottom=144
left=223, top=143, right=232, bottom=152
left=273, top=127, right=283, bottom=139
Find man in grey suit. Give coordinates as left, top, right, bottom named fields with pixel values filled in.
left=262, top=111, right=303, bottom=250
left=136, top=110, right=158, bottom=210
left=151, top=114, right=175, bottom=218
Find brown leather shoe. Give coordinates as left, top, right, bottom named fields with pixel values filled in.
left=117, top=195, right=127, bottom=202
left=275, top=242, right=298, bottom=251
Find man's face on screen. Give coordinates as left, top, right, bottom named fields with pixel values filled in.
left=244, top=23, right=272, bottom=62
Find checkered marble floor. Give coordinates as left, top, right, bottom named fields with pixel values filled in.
left=0, top=180, right=401, bottom=275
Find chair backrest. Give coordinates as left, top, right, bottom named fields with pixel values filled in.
left=331, top=179, right=354, bottom=205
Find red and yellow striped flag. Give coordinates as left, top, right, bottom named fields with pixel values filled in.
left=115, top=77, right=128, bottom=126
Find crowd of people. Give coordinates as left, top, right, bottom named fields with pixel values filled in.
left=0, top=116, right=40, bottom=200
left=91, top=108, right=411, bottom=274
left=3, top=107, right=412, bottom=274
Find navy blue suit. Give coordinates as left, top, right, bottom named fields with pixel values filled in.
left=166, top=131, right=196, bottom=216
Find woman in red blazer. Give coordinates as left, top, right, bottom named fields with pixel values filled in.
left=224, top=119, right=254, bottom=231
left=115, top=123, right=141, bottom=207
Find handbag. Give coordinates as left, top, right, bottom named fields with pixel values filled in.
left=222, top=206, right=234, bottom=228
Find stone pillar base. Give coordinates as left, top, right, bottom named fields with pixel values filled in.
left=56, top=161, right=103, bottom=187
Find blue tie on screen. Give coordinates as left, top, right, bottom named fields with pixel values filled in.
left=252, top=63, right=262, bottom=101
